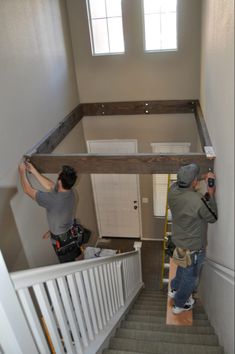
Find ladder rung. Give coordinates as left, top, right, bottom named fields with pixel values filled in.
left=163, top=278, right=169, bottom=284
left=164, top=263, right=170, bottom=269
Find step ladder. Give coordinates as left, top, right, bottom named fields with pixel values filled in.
left=160, top=174, right=176, bottom=289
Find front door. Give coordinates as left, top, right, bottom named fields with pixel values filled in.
left=87, top=140, right=142, bottom=238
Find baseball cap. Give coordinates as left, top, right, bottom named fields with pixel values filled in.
left=177, top=163, right=200, bottom=187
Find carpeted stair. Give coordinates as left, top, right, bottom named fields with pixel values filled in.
left=103, top=289, right=223, bottom=354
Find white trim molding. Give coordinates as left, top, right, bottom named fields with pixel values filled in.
left=206, top=257, right=234, bottom=286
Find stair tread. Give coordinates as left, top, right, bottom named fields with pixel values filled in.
left=103, top=289, right=222, bottom=354
left=129, top=310, right=166, bottom=317
left=137, top=295, right=167, bottom=299
left=104, top=350, right=150, bottom=354
left=135, top=300, right=167, bottom=305
left=116, top=328, right=218, bottom=345
left=126, top=314, right=211, bottom=326
left=130, top=308, right=207, bottom=319
left=134, top=303, right=205, bottom=313
left=133, top=305, right=167, bottom=310
left=122, top=320, right=215, bottom=334
left=110, top=337, right=223, bottom=354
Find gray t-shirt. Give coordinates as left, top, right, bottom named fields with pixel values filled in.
left=36, top=186, right=76, bottom=235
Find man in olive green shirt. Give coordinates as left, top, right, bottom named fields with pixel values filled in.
left=168, top=163, right=217, bottom=314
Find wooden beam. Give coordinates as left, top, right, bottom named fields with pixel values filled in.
left=25, top=100, right=198, bottom=157
left=82, top=100, right=196, bottom=116
left=194, top=101, right=212, bottom=148
left=26, top=104, right=83, bottom=155
left=27, top=153, right=214, bottom=174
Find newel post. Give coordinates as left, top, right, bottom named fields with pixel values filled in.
left=0, top=252, right=38, bottom=354
left=134, top=241, right=143, bottom=285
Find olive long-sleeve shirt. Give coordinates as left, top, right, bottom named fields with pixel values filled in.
left=168, top=183, right=218, bottom=251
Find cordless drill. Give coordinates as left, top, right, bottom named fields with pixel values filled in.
left=208, top=168, right=215, bottom=187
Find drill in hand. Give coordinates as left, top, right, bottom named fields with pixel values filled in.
left=208, top=168, right=215, bottom=187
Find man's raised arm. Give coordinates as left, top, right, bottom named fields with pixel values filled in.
left=25, top=161, right=55, bottom=191
left=18, top=162, right=37, bottom=200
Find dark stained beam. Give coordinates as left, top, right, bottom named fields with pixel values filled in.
left=26, top=104, right=83, bottom=155
left=194, top=101, right=212, bottom=148
left=25, top=100, right=198, bottom=157
left=82, top=100, right=196, bottom=116
left=27, top=153, right=214, bottom=175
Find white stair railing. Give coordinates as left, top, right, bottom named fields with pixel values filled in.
left=0, top=243, right=143, bottom=354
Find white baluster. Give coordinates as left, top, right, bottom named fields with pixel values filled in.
left=46, top=279, right=75, bottom=354
left=89, top=268, right=103, bottom=330
left=110, top=262, right=118, bottom=312
left=33, top=283, right=64, bottom=353
left=106, top=263, right=115, bottom=314
left=98, top=265, right=110, bottom=321
left=126, top=258, right=130, bottom=299
left=75, top=272, right=94, bottom=341
left=116, top=261, right=124, bottom=306
left=102, top=264, right=113, bottom=317
left=83, top=269, right=98, bottom=334
left=131, top=257, right=135, bottom=293
left=113, top=262, right=120, bottom=308
left=67, top=274, right=89, bottom=347
left=134, top=241, right=143, bottom=286
left=18, top=288, right=50, bottom=354
left=57, top=277, right=84, bottom=354
left=122, top=258, right=128, bottom=300
left=94, top=267, right=106, bottom=326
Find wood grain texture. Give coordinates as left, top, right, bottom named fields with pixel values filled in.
left=27, top=153, right=214, bottom=174
left=82, top=100, right=196, bottom=116
left=24, top=99, right=215, bottom=177
left=26, top=104, right=83, bottom=155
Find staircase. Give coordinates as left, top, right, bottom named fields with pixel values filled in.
left=103, top=289, right=224, bottom=354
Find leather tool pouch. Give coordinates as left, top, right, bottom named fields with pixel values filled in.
left=173, top=247, right=192, bottom=268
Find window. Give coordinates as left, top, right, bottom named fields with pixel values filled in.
left=151, top=143, right=190, bottom=216
left=142, top=0, right=177, bottom=52
left=86, top=0, right=125, bottom=55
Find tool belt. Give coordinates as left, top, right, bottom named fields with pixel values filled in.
left=51, top=225, right=82, bottom=263
left=172, top=247, right=192, bottom=268
left=172, top=247, right=203, bottom=268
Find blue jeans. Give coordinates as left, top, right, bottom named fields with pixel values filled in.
left=171, top=250, right=205, bottom=308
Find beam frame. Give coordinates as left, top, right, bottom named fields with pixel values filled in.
left=25, top=100, right=215, bottom=174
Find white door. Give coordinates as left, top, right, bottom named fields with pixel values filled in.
left=87, top=140, right=142, bottom=238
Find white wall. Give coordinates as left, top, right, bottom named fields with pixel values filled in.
left=0, top=0, right=79, bottom=269
left=199, top=1, right=234, bottom=353
left=0, top=0, right=79, bottom=186
left=66, top=0, right=201, bottom=102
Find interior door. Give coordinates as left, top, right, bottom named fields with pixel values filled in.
left=87, top=140, right=142, bottom=238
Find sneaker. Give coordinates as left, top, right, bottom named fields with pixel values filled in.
left=185, top=295, right=195, bottom=306
left=172, top=303, right=194, bottom=315
left=168, top=288, right=177, bottom=298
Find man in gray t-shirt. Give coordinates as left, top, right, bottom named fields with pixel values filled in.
left=36, top=185, right=75, bottom=236
left=18, top=161, right=79, bottom=262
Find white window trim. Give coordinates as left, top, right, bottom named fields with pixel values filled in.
left=141, top=0, right=178, bottom=53
left=86, top=0, right=125, bottom=56
left=151, top=142, right=191, bottom=217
